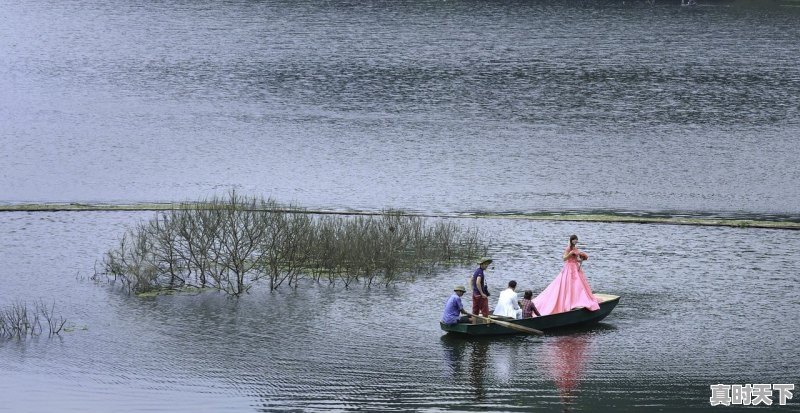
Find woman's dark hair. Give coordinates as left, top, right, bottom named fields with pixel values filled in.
left=508, top=280, right=517, bottom=288
left=568, top=234, right=578, bottom=250
left=524, top=290, right=533, bottom=299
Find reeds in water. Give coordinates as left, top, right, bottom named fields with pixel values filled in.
left=97, top=193, right=488, bottom=295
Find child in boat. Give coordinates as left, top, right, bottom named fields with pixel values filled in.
left=520, top=290, right=541, bottom=318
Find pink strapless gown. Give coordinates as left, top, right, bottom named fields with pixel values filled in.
left=533, top=250, right=600, bottom=315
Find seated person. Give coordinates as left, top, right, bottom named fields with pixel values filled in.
left=493, top=280, right=522, bottom=319
left=520, top=290, right=542, bottom=318
left=441, top=285, right=472, bottom=325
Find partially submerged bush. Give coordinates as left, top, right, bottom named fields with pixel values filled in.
left=98, top=193, right=487, bottom=295
left=0, top=300, right=67, bottom=339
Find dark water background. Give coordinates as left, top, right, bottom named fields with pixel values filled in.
left=2, top=0, right=799, bottom=217
left=2, top=0, right=800, bottom=411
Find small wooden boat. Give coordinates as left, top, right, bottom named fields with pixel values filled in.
left=440, top=293, right=620, bottom=336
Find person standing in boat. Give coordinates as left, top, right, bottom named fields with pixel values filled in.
left=493, top=280, right=522, bottom=319
left=471, top=258, right=492, bottom=317
left=441, top=285, right=472, bottom=325
left=520, top=290, right=542, bottom=318
left=533, top=235, right=600, bottom=315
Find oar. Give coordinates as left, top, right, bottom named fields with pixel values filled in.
left=467, top=313, right=543, bottom=335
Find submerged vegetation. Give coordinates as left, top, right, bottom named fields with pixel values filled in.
left=96, top=193, right=487, bottom=296
left=0, top=300, right=67, bottom=339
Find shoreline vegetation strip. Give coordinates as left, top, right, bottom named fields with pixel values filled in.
left=1, top=202, right=798, bottom=230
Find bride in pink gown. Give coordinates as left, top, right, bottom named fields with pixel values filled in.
left=533, top=235, right=600, bottom=315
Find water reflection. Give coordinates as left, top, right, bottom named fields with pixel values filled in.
left=468, top=339, right=490, bottom=401
left=540, top=325, right=615, bottom=412
left=544, top=334, right=590, bottom=412
left=440, top=335, right=493, bottom=401
left=440, top=335, right=466, bottom=378
left=441, top=335, right=533, bottom=402
left=441, top=326, right=609, bottom=409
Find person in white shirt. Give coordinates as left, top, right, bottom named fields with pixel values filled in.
left=493, top=280, right=522, bottom=319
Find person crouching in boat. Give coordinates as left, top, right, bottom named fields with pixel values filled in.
left=441, top=285, right=473, bottom=325
left=533, top=234, right=600, bottom=315
left=493, top=280, right=522, bottom=319
left=520, top=290, right=542, bottom=318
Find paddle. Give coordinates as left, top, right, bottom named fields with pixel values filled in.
left=467, top=312, right=544, bottom=335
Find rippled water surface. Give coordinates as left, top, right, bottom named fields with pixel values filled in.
left=1, top=0, right=799, bottom=215
left=2, top=0, right=800, bottom=411
left=1, top=212, right=798, bottom=411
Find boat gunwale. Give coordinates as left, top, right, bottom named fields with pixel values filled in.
left=440, top=293, right=620, bottom=336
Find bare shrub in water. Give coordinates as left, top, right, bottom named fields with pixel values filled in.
left=97, top=192, right=487, bottom=295
left=36, top=300, right=67, bottom=336
left=0, top=300, right=66, bottom=339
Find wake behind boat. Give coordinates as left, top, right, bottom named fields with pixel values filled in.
left=440, top=293, right=620, bottom=336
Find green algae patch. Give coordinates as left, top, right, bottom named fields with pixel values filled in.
left=0, top=202, right=191, bottom=212
left=62, top=325, right=88, bottom=333
left=476, top=213, right=800, bottom=230
left=134, top=286, right=205, bottom=298
left=2, top=202, right=798, bottom=230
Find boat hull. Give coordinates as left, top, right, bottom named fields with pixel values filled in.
left=440, top=293, right=620, bottom=336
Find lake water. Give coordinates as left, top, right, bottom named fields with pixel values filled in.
left=1, top=212, right=798, bottom=411
left=1, top=0, right=799, bottom=411
left=2, top=0, right=800, bottom=217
